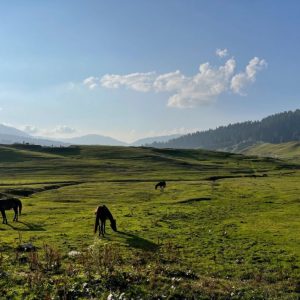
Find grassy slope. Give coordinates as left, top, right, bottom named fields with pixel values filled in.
left=240, top=141, right=300, bottom=164
left=0, top=144, right=299, bottom=299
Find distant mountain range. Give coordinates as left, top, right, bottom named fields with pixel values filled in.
left=0, top=124, right=30, bottom=137
left=60, top=134, right=182, bottom=146
left=0, top=124, right=180, bottom=147
left=149, top=109, right=300, bottom=151
left=0, top=134, right=68, bottom=147
left=61, top=134, right=127, bottom=146
left=0, top=124, right=67, bottom=146
left=3, top=109, right=300, bottom=151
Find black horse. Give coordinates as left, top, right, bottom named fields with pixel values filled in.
left=0, top=197, right=22, bottom=224
left=94, top=205, right=117, bottom=236
left=155, top=181, right=166, bottom=190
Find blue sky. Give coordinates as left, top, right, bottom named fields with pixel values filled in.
left=0, top=1, right=299, bottom=142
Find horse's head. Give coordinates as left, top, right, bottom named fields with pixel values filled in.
left=110, top=219, right=117, bottom=232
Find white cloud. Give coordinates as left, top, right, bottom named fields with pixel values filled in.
left=231, top=57, right=267, bottom=94
left=83, top=76, right=99, bottom=90
left=52, top=125, right=77, bottom=135
left=99, top=58, right=237, bottom=108
left=83, top=50, right=267, bottom=108
left=216, top=48, right=229, bottom=58
left=153, top=70, right=186, bottom=92
left=167, top=58, right=236, bottom=108
left=21, top=125, right=77, bottom=138
left=101, top=72, right=156, bottom=92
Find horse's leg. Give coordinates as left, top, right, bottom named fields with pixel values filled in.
left=1, top=210, right=7, bottom=224
left=13, top=207, right=18, bottom=222
left=1, top=210, right=5, bottom=224
left=100, top=221, right=104, bottom=237
left=103, top=220, right=106, bottom=235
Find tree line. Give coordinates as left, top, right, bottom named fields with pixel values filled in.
left=149, top=109, right=300, bottom=150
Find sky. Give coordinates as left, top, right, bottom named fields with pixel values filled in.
left=0, top=0, right=299, bottom=143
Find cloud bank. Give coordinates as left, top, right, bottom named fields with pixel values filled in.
left=22, top=125, right=77, bottom=137
left=52, top=125, right=77, bottom=135
left=83, top=52, right=267, bottom=108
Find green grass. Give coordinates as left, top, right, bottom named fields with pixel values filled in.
left=0, top=144, right=299, bottom=299
left=240, top=141, right=300, bottom=164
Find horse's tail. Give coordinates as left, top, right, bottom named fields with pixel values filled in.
left=94, top=208, right=99, bottom=233
left=155, top=184, right=158, bottom=190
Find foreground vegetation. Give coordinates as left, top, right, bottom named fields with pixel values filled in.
left=0, top=144, right=299, bottom=299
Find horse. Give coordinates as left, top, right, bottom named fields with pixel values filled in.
left=155, top=181, right=166, bottom=190
left=0, top=197, right=22, bottom=224
left=94, top=205, right=117, bottom=236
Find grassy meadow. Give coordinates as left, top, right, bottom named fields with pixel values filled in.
left=0, top=144, right=299, bottom=299
left=240, top=141, right=300, bottom=164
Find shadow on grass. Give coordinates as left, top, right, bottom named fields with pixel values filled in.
left=178, top=197, right=211, bottom=204
left=118, top=231, right=158, bottom=251
left=5, top=221, right=46, bottom=231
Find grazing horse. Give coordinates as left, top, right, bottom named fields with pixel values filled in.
left=0, top=198, right=22, bottom=224
left=155, top=181, right=166, bottom=190
left=94, top=205, right=117, bottom=236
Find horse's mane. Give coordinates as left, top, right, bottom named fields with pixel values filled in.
left=0, top=197, right=21, bottom=206
left=103, top=205, right=114, bottom=221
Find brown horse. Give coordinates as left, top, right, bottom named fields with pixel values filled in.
left=155, top=181, right=166, bottom=190
left=94, top=205, right=117, bottom=236
left=0, top=198, right=22, bottom=224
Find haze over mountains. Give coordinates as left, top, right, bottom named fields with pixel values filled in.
left=130, top=134, right=182, bottom=146
left=0, top=124, right=30, bottom=137
left=1, top=109, right=300, bottom=150
left=0, top=124, right=180, bottom=147
left=60, top=134, right=182, bottom=146
left=0, top=124, right=67, bottom=146
left=61, top=134, right=127, bottom=146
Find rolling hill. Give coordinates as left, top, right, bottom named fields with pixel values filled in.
left=0, top=144, right=299, bottom=298
left=239, top=141, right=300, bottom=163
